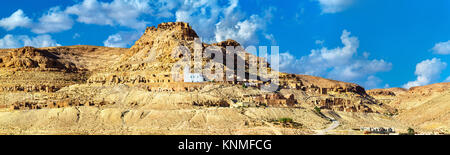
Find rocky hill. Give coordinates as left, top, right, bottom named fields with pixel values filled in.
left=85, top=22, right=384, bottom=113
left=0, top=46, right=77, bottom=72
left=0, top=22, right=445, bottom=135
left=88, top=22, right=267, bottom=86
left=368, top=83, right=450, bottom=133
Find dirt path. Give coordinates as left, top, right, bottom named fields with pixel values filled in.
left=314, top=115, right=340, bottom=135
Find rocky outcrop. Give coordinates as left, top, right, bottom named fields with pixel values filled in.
left=241, top=93, right=297, bottom=107
left=0, top=46, right=121, bottom=93
left=0, top=46, right=77, bottom=72
left=192, top=99, right=230, bottom=107
left=88, top=22, right=271, bottom=86
left=211, top=39, right=241, bottom=47
left=313, top=98, right=374, bottom=113
left=123, top=22, right=198, bottom=62
left=280, top=73, right=369, bottom=97
left=8, top=100, right=115, bottom=111
left=0, top=85, right=59, bottom=93
left=367, top=89, right=396, bottom=96
left=0, top=22, right=382, bottom=115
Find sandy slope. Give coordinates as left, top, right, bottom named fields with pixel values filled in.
left=368, top=83, right=450, bottom=133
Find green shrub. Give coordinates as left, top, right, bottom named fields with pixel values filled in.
left=314, top=106, right=321, bottom=114
left=407, top=127, right=415, bottom=135
left=278, top=117, right=293, bottom=123
left=242, top=84, right=247, bottom=89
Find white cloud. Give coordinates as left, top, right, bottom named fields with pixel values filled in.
left=317, top=0, right=354, bottom=14
left=403, top=58, right=447, bottom=89
left=215, top=15, right=262, bottom=45
left=278, top=52, right=296, bottom=70
left=173, top=0, right=272, bottom=45
left=315, top=40, right=325, bottom=45
left=103, top=31, right=141, bottom=48
left=278, top=30, right=392, bottom=88
left=0, top=34, right=61, bottom=48
left=0, top=0, right=273, bottom=49
left=32, top=7, right=74, bottom=34
left=0, top=9, right=32, bottom=30
left=151, top=0, right=181, bottom=18
left=65, top=0, right=151, bottom=30
left=0, top=35, right=22, bottom=48
left=327, top=59, right=392, bottom=81
left=364, top=76, right=383, bottom=90
left=362, top=51, right=370, bottom=58
left=432, top=40, right=450, bottom=55
left=0, top=0, right=271, bottom=46
left=444, top=76, right=450, bottom=82
left=73, top=33, right=81, bottom=39
left=174, top=0, right=232, bottom=42
left=264, top=33, right=276, bottom=45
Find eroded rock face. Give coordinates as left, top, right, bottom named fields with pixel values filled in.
left=313, top=98, right=374, bottom=113
left=0, top=21, right=432, bottom=135
left=88, top=22, right=270, bottom=86
left=242, top=93, right=297, bottom=107
left=0, top=22, right=384, bottom=115
left=0, top=46, right=77, bottom=72
left=9, top=100, right=114, bottom=110
left=0, top=85, right=59, bottom=93
left=211, top=39, right=241, bottom=47
left=0, top=46, right=126, bottom=94
left=88, top=22, right=202, bottom=84
left=125, top=22, right=198, bottom=58
left=367, top=89, right=396, bottom=96
left=82, top=22, right=381, bottom=113
left=279, top=73, right=370, bottom=97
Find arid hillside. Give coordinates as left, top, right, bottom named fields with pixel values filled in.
left=0, top=22, right=446, bottom=135
left=368, top=83, right=450, bottom=133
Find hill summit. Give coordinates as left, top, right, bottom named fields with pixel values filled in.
left=88, top=22, right=266, bottom=85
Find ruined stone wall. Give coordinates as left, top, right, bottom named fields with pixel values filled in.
left=0, top=85, right=59, bottom=93
left=313, top=98, right=374, bottom=113
left=7, top=100, right=114, bottom=111
left=241, top=93, right=297, bottom=107
left=367, top=90, right=396, bottom=96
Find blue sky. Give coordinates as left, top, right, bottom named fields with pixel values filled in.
left=1, top=0, right=449, bottom=89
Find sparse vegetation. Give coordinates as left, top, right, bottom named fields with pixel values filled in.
left=384, top=112, right=395, bottom=117
left=278, top=117, right=293, bottom=123
left=313, top=106, right=329, bottom=119
left=242, top=83, right=247, bottom=89
left=400, top=127, right=416, bottom=135
left=270, top=117, right=303, bottom=128
left=407, top=127, right=415, bottom=135
left=314, top=106, right=321, bottom=114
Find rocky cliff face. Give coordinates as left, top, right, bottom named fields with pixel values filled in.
left=84, top=22, right=381, bottom=113
left=0, top=21, right=427, bottom=135
left=0, top=22, right=381, bottom=114
left=88, top=22, right=201, bottom=84
left=88, top=22, right=267, bottom=85
left=0, top=46, right=126, bottom=94
left=0, top=46, right=77, bottom=72
left=0, top=47, right=82, bottom=94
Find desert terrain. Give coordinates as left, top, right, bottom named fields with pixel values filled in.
left=0, top=22, right=447, bottom=135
